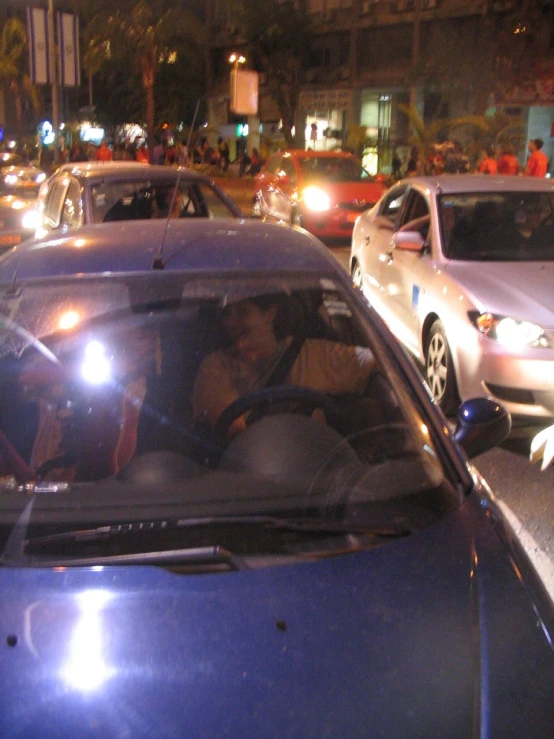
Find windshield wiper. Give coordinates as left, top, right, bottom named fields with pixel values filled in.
left=4, top=544, right=248, bottom=570
left=23, top=515, right=410, bottom=551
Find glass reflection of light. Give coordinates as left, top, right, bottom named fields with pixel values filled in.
left=62, top=589, right=112, bottom=692
left=58, top=310, right=80, bottom=331
left=81, top=340, right=111, bottom=384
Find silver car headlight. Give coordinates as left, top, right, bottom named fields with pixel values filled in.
left=21, top=209, right=41, bottom=230
left=3, top=174, right=19, bottom=186
left=469, top=311, right=552, bottom=349
left=302, top=186, right=331, bottom=212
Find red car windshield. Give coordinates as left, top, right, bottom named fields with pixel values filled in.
left=299, top=157, right=373, bottom=183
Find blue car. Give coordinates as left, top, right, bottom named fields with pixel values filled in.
left=0, top=218, right=552, bottom=738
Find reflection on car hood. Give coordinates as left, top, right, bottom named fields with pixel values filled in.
left=445, top=261, right=554, bottom=324
left=307, top=180, right=385, bottom=206
left=1, top=497, right=553, bottom=737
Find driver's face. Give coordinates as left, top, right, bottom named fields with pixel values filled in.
left=221, top=300, right=277, bottom=364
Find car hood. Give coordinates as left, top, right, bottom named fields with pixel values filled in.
left=1, top=495, right=553, bottom=738
left=444, top=260, right=554, bottom=326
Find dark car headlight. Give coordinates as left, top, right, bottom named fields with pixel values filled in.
left=468, top=311, right=552, bottom=348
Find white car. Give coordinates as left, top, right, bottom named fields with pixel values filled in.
left=350, top=175, right=554, bottom=419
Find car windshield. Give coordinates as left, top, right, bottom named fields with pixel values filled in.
left=0, top=272, right=459, bottom=566
left=440, top=191, right=554, bottom=261
left=299, top=157, right=373, bottom=183
left=89, top=179, right=236, bottom=222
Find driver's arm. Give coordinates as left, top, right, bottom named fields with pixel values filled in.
left=192, top=351, right=243, bottom=432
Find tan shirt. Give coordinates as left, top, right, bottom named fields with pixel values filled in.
left=192, top=338, right=375, bottom=427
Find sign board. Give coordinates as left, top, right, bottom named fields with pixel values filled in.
left=230, top=70, right=259, bottom=116
left=299, top=89, right=352, bottom=112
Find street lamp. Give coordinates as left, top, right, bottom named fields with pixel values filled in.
left=228, top=53, right=246, bottom=71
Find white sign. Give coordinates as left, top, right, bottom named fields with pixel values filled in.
left=299, top=89, right=352, bottom=112
left=230, top=70, right=259, bottom=116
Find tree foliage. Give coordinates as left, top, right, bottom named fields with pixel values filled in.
left=0, top=17, right=41, bottom=140
left=234, top=0, right=313, bottom=146
left=83, top=0, right=205, bottom=152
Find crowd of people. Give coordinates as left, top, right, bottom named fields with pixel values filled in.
left=400, top=138, right=550, bottom=179
left=37, top=134, right=265, bottom=178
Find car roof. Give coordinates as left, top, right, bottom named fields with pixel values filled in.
left=51, top=162, right=211, bottom=184
left=0, top=219, right=343, bottom=283
left=397, top=174, right=554, bottom=195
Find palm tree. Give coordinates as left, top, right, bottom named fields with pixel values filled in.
left=0, top=17, right=41, bottom=143
left=84, top=0, right=205, bottom=156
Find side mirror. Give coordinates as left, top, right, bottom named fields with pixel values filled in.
left=453, top=397, right=511, bottom=459
left=393, top=230, right=426, bottom=251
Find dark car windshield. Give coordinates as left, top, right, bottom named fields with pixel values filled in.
left=89, top=178, right=238, bottom=222
left=0, top=272, right=459, bottom=564
left=299, top=157, right=373, bottom=183
left=440, top=191, right=554, bottom=261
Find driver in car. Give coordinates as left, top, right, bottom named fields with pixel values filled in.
left=192, top=295, right=377, bottom=438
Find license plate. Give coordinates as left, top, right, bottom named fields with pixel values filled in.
left=0, top=233, right=22, bottom=245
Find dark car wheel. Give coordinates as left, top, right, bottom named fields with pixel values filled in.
left=425, top=320, right=460, bottom=416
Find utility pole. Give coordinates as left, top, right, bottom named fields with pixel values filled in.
left=48, top=0, right=60, bottom=148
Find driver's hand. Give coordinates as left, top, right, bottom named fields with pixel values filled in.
left=530, top=424, right=554, bottom=471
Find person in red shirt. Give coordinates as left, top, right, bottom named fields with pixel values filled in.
left=497, top=144, right=520, bottom=175
left=478, top=147, right=498, bottom=175
left=95, top=140, right=113, bottom=162
left=525, top=138, right=549, bottom=177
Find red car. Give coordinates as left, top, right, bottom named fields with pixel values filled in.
left=255, top=149, right=387, bottom=239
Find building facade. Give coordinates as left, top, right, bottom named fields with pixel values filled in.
left=206, top=0, right=554, bottom=174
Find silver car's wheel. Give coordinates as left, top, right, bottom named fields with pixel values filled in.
left=352, top=261, right=363, bottom=290
left=425, top=320, right=460, bottom=415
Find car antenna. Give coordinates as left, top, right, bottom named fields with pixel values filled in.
left=152, top=166, right=183, bottom=270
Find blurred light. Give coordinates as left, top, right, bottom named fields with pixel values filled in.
left=302, top=186, right=331, bottom=212
left=62, top=590, right=113, bottom=692
left=58, top=310, right=80, bottom=331
left=36, top=172, right=46, bottom=184
left=21, top=209, right=41, bottom=230
left=81, top=340, right=111, bottom=384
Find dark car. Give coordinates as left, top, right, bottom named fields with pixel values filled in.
left=0, top=151, right=47, bottom=197
left=0, top=218, right=553, bottom=738
left=35, top=161, right=244, bottom=238
left=254, top=149, right=387, bottom=238
left=0, top=195, right=41, bottom=254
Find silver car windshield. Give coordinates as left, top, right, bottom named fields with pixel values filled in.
left=0, top=272, right=458, bottom=557
left=440, top=192, right=554, bottom=261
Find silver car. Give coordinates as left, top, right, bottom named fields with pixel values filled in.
left=350, top=175, right=554, bottom=420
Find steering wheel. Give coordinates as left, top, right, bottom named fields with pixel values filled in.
left=213, top=385, right=349, bottom=445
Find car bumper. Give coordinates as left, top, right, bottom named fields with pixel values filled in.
left=456, top=333, right=554, bottom=419
left=301, top=207, right=363, bottom=239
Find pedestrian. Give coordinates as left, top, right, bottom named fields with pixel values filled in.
left=248, top=148, right=262, bottom=175
left=177, top=141, right=189, bottom=167
left=497, top=144, right=520, bottom=175
left=478, top=147, right=498, bottom=175
left=524, top=138, right=549, bottom=177
left=152, top=137, right=165, bottom=165
left=70, top=142, right=88, bottom=163
left=218, top=138, right=230, bottom=171
left=391, top=149, right=402, bottom=179
left=136, top=143, right=149, bottom=163
left=39, top=145, right=55, bottom=176
left=96, top=139, right=113, bottom=162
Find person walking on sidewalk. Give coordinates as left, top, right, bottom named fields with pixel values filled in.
left=525, top=138, right=549, bottom=177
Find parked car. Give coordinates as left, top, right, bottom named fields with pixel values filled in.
left=0, top=195, right=41, bottom=254
left=35, top=161, right=244, bottom=238
left=254, top=149, right=386, bottom=238
left=0, top=151, right=46, bottom=197
left=0, top=218, right=553, bottom=738
left=350, top=175, right=554, bottom=420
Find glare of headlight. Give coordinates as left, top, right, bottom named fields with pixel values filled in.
left=495, top=317, right=544, bottom=347
left=81, top=340, right=111, bottom=384
left=4, top=174, right=18, bottom=185
left=21, top=209, right=41, bottom=230
left=58, top=310, right=80, bottom=331
left=302, top=186, right=331, bottom=212
left=36, top=172, right=47, bottom=183
left=10, top=198, right=25, bottom=210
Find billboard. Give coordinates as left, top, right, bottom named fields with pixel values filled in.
left=230, top=70, right=259, bottom=116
